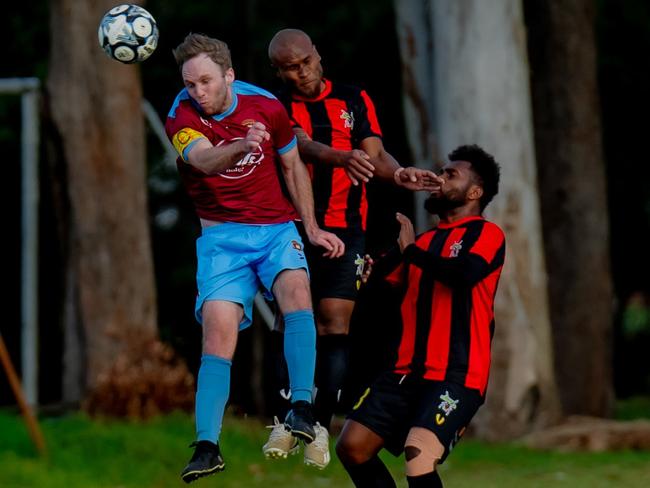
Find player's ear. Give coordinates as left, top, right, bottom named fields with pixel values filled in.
left=224, top=67, right=235, bottom=84
left=468, top=185, right=483, bottom=202
left=312, top=45, right=321, bottom=62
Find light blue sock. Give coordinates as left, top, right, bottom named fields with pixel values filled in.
left=195, top=354, right=231, bottom=443
left=283, top=310, right=316, bottom=403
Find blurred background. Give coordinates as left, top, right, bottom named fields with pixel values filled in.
left=1, top=0, right=649, bottom=460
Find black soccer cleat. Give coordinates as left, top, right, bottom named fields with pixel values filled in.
left=180, top=440, right=225, bottom=483
left=284, top=400, right=316, bottom=444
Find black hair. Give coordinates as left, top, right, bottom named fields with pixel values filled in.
left=448, top=144, right=501, bottom=211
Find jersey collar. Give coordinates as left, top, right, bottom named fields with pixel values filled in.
left=436, top=215, right=484, bottom=229
left=291, top=78, right=332, bottom=102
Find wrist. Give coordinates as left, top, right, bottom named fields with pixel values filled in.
left=393, top=167, right=405, bottom=183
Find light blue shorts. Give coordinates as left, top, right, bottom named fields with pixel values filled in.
left=195, top=221, right=309, bottom=329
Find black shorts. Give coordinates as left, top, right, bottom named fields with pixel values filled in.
left=346, top=371, right=484, bottom=463
left=300, top=225, right=366, bottom=301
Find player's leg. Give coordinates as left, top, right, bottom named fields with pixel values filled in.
left=262, top=317, right=300, bottom=460
left=272, top=268, right=317, bottom=442
left=182, top=223, right=258, bottom=483
left=314, top=297, right=354, bottom=428
left=310, top=226, right=365, bottom=430
left=406, top=381, right=484, bottom=487
left=337, top=371, right=412, bottom=487
left=181, top=300, right=242, bottom=483
left=299, top=297, right=354, bottom=469
left=404, top=427, right=444, bottom=487
left=336, top=420, right=395, bottom=488
left=257, top=222, right=317, bottom=443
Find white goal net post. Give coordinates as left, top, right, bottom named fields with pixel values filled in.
left=1, top=77, right=40, bottom=406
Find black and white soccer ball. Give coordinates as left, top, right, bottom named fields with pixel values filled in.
left=98, top=4, right=159, bottom=64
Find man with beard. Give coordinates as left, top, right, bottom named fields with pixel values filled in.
left=335, top=145, right=505, bottom=488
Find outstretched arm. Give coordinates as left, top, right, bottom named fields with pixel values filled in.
left=360, top=137, right=441, bottom=192
left=279, top=145, right=345, bottom=258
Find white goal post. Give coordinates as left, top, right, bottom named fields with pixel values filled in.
left=1, top=77, right=40, bottom=406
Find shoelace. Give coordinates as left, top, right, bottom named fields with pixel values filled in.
left=309, top=425, right=329, bottom=451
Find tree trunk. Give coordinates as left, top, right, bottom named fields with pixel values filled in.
left=396, top=0, right=561, bottom=440
left=525, top=0, right=614, bottom=417
left=394, top=0, right=437, bottom=232
left=47, top=0, right=157, bottom=394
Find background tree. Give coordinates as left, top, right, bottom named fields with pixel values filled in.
left=525, top=0, right=614, bottom=417
left=395, top=0, right=561, bottom=440
left=46, top=0, right=191, bottom=414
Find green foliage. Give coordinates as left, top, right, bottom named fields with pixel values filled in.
left=615, top=396, right=650, bottom=421
left=1, top=410, right=650, bottom=488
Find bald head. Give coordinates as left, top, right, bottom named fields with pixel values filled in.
left=268, top=28, right=324, bottom=98
left=268, top=29, right=313, bottom=65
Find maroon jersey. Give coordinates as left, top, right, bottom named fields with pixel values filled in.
left=165, top=80, right=298, bottom=224
left=382, top=216, right=506, bottom=395
left=277, top=79, right=382, bottom=230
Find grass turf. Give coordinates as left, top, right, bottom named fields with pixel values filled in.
left=1, top=407, right=649, bottom=487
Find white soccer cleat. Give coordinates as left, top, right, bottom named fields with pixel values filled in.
left=263, top=416, right=300, bottom=459
left=303, top=423, right=330, bottom=469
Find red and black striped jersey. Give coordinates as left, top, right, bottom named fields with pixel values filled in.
left=381, top=216, right=505, bottom=396
left=277, top=79, right=382, bottom=230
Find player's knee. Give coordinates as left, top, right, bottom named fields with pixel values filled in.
left=404, top=427, right=443, bottom=477
left=336, top=434, right=371, bottom=466
left=274, top=269, right=312, bottom=311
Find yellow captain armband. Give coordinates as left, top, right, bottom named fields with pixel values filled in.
left=172, top=128, right=205, bottom=161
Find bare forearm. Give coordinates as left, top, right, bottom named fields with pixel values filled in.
left=370, top=148, right=401, bottom=181
left=283, top=161, right=318, bottom=232
left=297, top=137, right=345, bottom=166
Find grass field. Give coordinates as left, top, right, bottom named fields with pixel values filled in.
left=1, top=406, right=649, bottom=488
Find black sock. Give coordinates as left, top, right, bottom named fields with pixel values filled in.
left=269, top=330, right=291, bottom=420
left=314, top=334, right=349, bottom=429
left=407, top=471, right=443, bottom=488
left=344, top=456, right=396, bottom=488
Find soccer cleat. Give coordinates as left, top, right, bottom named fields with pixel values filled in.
left=263, top=416, right=300, bottom=459
left=284, top=400, right=316, bottom=443
left=180, top=440, right=225, bottom=484
left=303, top=423, right=330, bottom=470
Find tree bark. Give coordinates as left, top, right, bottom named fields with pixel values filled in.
left=396, top=0, right=561, bottom=439
left=525, top=0, right=614, bottom=417
left=47, top=0, right=157, bottom=394
left=394, top=0, right=437, bottom=232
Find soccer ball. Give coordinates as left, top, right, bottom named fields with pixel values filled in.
left=98, top=4, right=159, bottom=64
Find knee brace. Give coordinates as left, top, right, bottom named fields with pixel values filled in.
left=404, top=427, right=444, bottom=477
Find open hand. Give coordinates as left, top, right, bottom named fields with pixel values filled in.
left=307, top=228, right=345, bottom=258
left=343, top=149, right=375, bottom=186
left=394, top=167, right=444, bottom=192
left=396, top=212, right=415, bottom=252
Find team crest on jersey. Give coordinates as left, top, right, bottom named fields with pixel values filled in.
left=216, top=138, right=264, bottom=179
left=241, top=119, right=257, bottom=127
left=438, top=391, right=459, bottom=416
left=340, top=109, right=354, bottom=129
left=449, top=240, right=463, bottom=257
left=291, top=240, right=302, bottom=251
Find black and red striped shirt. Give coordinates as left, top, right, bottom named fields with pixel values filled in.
left=381, top=216, right=505, bottom=395
left=277, top=79, right=382, bottom=230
